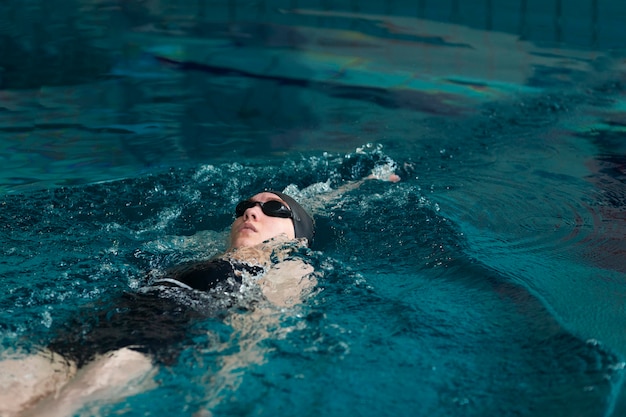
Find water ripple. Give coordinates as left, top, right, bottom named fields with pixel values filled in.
left=432, top=169, right=606, bottom=267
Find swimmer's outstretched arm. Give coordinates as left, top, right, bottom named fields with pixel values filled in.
left=296, top=163, right=401, bottom=216
left=334, top=169, right=400, bottom=194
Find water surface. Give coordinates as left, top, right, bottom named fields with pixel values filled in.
left=1, top=1, right=625, bottom=416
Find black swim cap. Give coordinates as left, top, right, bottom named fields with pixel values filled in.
left=268, top=191, right=315, bottom=246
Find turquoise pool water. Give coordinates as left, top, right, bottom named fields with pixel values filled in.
left=1, top=1, right=625, bottom=416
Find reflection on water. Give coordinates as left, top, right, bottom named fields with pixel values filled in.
left=1, top=1, right=626, bottom=416
left=2, top=0, right=623, bottom=190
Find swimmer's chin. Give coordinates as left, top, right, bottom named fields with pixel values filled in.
left=226, top=234, right=300, bottom=265
left=229, top=234, right=295, bottom=250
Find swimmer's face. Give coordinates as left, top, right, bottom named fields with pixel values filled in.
left=229, top=192, right=296, bottom=248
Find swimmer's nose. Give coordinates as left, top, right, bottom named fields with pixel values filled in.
left=243, top=205, right=261, bottom=220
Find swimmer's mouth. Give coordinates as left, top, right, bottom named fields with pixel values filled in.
left=241, top=223, right=257, bottom=232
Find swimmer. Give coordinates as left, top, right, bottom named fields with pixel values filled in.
left=0, top=190, right=317, bottom=417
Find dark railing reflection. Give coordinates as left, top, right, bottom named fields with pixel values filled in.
left=207, top=0, right=620, bottom=49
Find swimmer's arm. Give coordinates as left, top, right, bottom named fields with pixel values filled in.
left=204, top=264, right=315, bottom=409
left=302, top=165, right=401, bottom=213
left=217, top=261, right=316, bottom=372
left=340, top=167, right=401, bottom=191
left=257, top=259, right=317, bottom=308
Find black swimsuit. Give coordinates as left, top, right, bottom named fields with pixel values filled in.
left=47, top=259, right=265, bottom=366
left=155, top=259, right=264, bottom=292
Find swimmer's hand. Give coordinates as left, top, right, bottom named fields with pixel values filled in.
left=366, top=163, right=401, bottom=183
left=366, top=173, right=401, bottom=183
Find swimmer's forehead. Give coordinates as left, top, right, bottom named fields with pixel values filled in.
left=246, top=192, right=290, bottom=208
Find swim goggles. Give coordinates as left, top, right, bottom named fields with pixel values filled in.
left=235, top=200, right=293, bottom=219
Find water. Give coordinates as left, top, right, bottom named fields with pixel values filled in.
left=1, top=1, right=626, bottom=416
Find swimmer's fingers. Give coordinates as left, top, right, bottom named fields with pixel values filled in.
left=366, top=163, right=401, bottom=183
left=366, top=173, right=401, bottom=183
